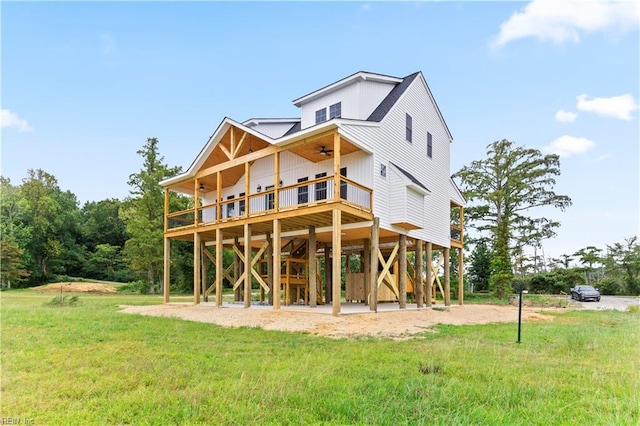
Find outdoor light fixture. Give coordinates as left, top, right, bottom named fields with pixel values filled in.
left=279, top=180, right=283, bottom=186
left=199, top=183, right=205, bottom=191
left=257, top=184, right=262, bottom=192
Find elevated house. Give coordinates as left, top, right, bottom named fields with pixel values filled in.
left=160, top=71, right=465, bottom=316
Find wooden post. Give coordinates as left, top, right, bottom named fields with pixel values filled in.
left=333, top=132, right=341, bottom=201
left=216, top=171, right=222, bottom=222
left=309, top=226, right=317, bottom=308
left=370, top=217, right=380, bottom=312
left=324, top=243, right=331, bottom=304
left=266, top=232, right=273, bottom=305
left=215, top=228, right=223, bottom=307
left=458, top=247, right=464, bottom=305
left=274, top=152, right=280, bottom=211
left=194, top=179, right=200, bottom=226
left=245, top=162, right=250, bottom=218
left=415, top=239, right=423, bottom=308
left=194, top=232, right=201, bottom=305
left=332, top=208, right=342, bottom=316
left=273, top=219, right=281, bottom=310
left=163, top=188, right=169, bottom=232
left=163, top=237, right=170, bottom=303
left=426, top=241, right=433, bottom=307
left=201, top=241, right=208, bottom=302
left=244, top=223, right=252, bottom=308
left=363, top=239, right=370, bottom=306
left=444, top=247, right=451, bottom=306
left=398, top=234, right=407, bottom=309
left=233, top=237, right=241, bottom=301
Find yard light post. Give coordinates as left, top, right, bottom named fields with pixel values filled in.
left=517, top=284, right=528, bottom=343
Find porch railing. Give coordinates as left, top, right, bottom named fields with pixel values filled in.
left=166, top=175, right=372, bottom=231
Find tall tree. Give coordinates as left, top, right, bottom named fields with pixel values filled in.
left=604, top=237, right=640, bottom=295
left=468, top=239, right=491, bottom=292
left=80, top=199, right=127, bottom=251
left=454, top=139, right=572, bottom=297
left=0, top=236, right=30, bottom=288
left=120, top=138, right=181, bottom=292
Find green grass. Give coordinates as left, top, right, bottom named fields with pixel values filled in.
left=1, top=291, right=639, bottom=425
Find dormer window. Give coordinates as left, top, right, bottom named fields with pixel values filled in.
left=315, top=108, right=327, bottom=124
left=406, top=113, right=413, bottom=143
left=329, top=102, right=341, bottom=119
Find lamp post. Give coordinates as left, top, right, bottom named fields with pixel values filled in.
left=517, top=284, right=528, bottom=343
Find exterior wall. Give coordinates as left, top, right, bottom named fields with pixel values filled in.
left=247, top=122, right=297, bottom=139
left=299, top=80, right=395, bottom=129
left=201, top=150, right=373, bottom=207
left=342, top=77, right=452, bottom=247
left=406, top=188, right=424, bottom=227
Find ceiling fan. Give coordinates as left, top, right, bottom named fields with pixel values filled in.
left=319, top=145, right=333, bottom=156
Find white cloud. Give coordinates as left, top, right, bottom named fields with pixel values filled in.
left=0, top=109, right=32, bottom=132
left=576, top=93, right=638, bottom=120
left=555, top=109, right=577, bottom=122
left=492, top=0, right=640, bottom=48
left=543, top=135, right=595, bottom=157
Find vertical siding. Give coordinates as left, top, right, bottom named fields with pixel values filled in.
left=342, top=77, right=452, bottom=247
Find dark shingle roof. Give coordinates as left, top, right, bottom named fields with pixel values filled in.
left=390, top=162, right=430, bottom=192
left=367, top=72, right=421, bottom=122
left=282, top=121, right=301, bottom=136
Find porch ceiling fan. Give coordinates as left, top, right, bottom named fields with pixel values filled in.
left=319, top=145, right=333, bottom=156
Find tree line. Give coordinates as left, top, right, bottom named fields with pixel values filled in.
left=2, top=137, right=638, bottom=297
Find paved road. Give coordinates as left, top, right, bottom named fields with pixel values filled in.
left=570, top=295, right=639, bottom=311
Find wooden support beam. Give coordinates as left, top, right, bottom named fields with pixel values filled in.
left=274, top=152, right=280, bottom=211
left=363, top=238, right=370, bottom=306
left=332, top=208, right=342, bottom=316
left=399, top=234, right=407, bottom=309
left=324, top=243, right=331, bottom=304
left=370, top=217, right=379, bottom=312
left=444, top=247, right=451, bottom=306
left=244, top=162, right=250, bottom=218
left=309, top=225, right=317, bottom=308
left=273, top=219, right=281, bottom=310
left=193, top=232, right=201, bottom=305
left=458, top=247, right=464, bottom=305
left=233, top=237, right=241, bottom=301
left=201, top=241, right=208, bottom=302
left=377, top=243, right=399, bottom=297
left=215, top=228, right=223, bottom=307
left=244, top=223, right=252, bottom=308
left=219, top=143, right=232, bottom=160
left=163, top=189, right=169, bottom=233
left=267, top=232, right=273, bottom=305
left=426, top=241, right=433, bottom=307
left=333, top=131, right=341, bottom=201
left=216, top=171, right=222, bottom=222
left=415, top=239, right=423, bottom=308
left=194, top=179, right=200, bottom=226
left=163, top=237, right=170, bottom=303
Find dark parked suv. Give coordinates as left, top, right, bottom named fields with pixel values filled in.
left=570, top=285, right=601, bottom=302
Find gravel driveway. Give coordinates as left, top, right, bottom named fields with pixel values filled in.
left=570, top=295, right=639, bottom=311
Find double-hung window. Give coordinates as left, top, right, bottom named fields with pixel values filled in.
left=315, top=173, right=327, bottom=201
left=297, top=177, right=309, bottom=204
left=315, top=108, right=327, bottom=124
left=329, top=102, right=341, bottom=119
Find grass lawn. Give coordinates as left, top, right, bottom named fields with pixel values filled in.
left=1, top=291, right=638, bottom=425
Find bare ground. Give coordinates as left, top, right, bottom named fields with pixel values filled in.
left=118, top=303, right=556, bottom=339
left=32, top=282, right=117, bottom=294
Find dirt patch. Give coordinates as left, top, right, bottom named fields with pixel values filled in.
left=32, top=282, right=117, bottom=294
left=119, top=303, right=556, bottom=339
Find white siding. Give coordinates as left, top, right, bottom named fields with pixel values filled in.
left=247, top=122, right=297, bottom=139
left=406, top=188, right=424, bottom=227
left=299, top=81, right=395, bottom=129
left=341, top=77, right=452, bottom=247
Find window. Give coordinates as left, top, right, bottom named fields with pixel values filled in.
left=297, top=177, right=309, bottom=204
left=380, top=164, right=387, bottom=177
left=265, top=186, right=275, bottom=210
left=329, top=102, right=341, bottom=119
left=427, top=132, right=433, bottom=158
left=406, top=114, right=412, bottom=142
left=226, top=195, right=235, bottom=218
left=315, top=108, right=327, bottom=124
left=315, top=172, right=327, bottom=201
left=340, top=167, right=347, bottom=199
left=238, top=192, right=246, bottom=216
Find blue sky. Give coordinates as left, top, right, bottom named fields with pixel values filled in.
left=2, top=1, right=638, bottom=262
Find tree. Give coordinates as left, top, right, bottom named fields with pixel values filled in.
left=454, top=139, right=572, bottom=298
left=120, top=138, right=181, bottom=293
left=574, top=246, right=602, bottom=284
left=604, top=237, right=640, bottom=295
left=80, top=199, right=127, bottom=251
left=468, top=239, right=491, bottom=292
left=0, top=236, right=30, bottom=288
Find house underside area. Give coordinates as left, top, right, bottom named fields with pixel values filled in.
left=162, top=126, right=464, bottom=316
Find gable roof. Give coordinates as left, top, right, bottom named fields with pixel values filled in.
left=292, top=71, right=402, bottom=107
left=390, top=162, right=430, bottom=194
left=367, top=72, right=420, bottom=122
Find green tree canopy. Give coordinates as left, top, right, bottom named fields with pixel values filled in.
left=454, top=139, right=572, bottom=298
